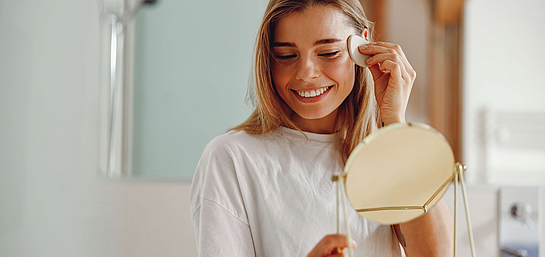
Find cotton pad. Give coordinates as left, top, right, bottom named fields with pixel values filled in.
left=347, top=35, right=372, bottom=67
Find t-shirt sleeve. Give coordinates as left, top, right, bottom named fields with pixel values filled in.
left=192, top=199, right=255, bottom=256
left=190, top=134, right=255, bottom=256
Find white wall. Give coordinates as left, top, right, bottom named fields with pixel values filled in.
left=0, top=1, right=196, bottom=256
left=462, top=0, right=545, bottom=185
left=460, top=0, right=545, bottom=255
left=443, top=186, right=500, bottom=256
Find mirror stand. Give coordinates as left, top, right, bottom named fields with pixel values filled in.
left=332, top=163, right=477, bottom=257
left=453, top=163, right=477, bottom=257
left=332, top=173, right=355, bottom=256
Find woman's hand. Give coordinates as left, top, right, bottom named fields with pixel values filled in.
left=307, top=234, right=357, bottom=257
left=358, top=42, right=416, bottom=125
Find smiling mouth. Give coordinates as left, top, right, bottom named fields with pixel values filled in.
left=292, top=86, right=333, bottom=98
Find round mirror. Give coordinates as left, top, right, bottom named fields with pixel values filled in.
left=344, top=123, right=454, bottom=224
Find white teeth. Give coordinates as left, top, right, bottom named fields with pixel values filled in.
left=296, top=86, right=330, bottom=98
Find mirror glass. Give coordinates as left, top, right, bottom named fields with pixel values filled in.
left=132, top=1, right=268, bottom=179
left=345, top=123, right=454, bottom=224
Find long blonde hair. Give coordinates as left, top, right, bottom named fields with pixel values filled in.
left=232, top=0, right=381, bottom=163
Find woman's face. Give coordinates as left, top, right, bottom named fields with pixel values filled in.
left=271, top=5, right=359, bottom=133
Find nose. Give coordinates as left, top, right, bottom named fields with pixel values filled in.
left=295, top=55, right=320, bottom=81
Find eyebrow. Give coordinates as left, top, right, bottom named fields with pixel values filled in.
left=272, top=38, right=343, bottom=47
left=314, top=38, right=342, bottom=45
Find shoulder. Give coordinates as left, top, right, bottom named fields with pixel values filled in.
left=207, top=129, right=262, bottom=149
left=191, top=129, right=270, bottom=190
left=190, top=130, right=267, bottom=217
left=202, top=129, right=273, bottom=159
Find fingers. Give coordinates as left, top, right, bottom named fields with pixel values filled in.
left=363, top=45, right=409, bottom=75
left=368, top=63, right=383, bottom=81
left=359, top=42, right=408, bottom=66
left=359, top=43, right=416, bottom=95
left=307, top=234, right=357, bottom=257
left=359, top=42, right=416, bottom=80
left=365, top=51, right=401, bottom=71
left=380, top=60, right=403, bottom=85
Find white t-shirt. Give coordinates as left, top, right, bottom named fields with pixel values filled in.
left=190, top=127, right=402, bottom=256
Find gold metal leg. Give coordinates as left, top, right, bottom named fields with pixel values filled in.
left=332, top=173, right=354, bottom=257
left=457, top=163, right=477, bottom=257
left=454, top=163, right=477, bottom=257
left=339, top=177, right=354, bottom=257
left=454, top=168, right=458, bottom=257
left=337, top=179, right=340, bottom=234
left=336, top=176, right=341, bottom=254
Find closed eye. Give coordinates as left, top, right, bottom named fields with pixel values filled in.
left=274, top=54, right=297, bottom=60
left=319, top=51, right=340, bottom=57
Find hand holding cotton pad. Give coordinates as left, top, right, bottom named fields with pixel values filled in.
left=347, top=35, right=372, bottom=67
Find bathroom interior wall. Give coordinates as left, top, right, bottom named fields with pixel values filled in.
left=460, top=0, right=545, bottom=254
left=462, top=0, right=545, bottom=186
left=1, top=0, right=543, bottom=256
left=0, top=0, right=196, bottom=256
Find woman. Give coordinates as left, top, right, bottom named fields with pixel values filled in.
left=190, top=0, right=454, bottom=256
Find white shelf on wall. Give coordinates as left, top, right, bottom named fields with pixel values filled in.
left=480, top=110, right=545, bottom=186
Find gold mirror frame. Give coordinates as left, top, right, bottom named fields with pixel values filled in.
left=345, top=122, right=453, bottom=224
left=332, top=123, right=476, bottom=257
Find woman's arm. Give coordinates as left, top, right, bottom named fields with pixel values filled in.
left=394, top=199, right=454, bottom=256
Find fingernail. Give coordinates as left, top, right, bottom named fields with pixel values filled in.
left=351, top=239, right=358, bottom=248
left=366, top=57, right=372, bottom=64
left=369, top=41, right=377, bottom=45
left=359, top=44, right=368, bottom=50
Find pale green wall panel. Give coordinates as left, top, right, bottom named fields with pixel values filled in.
left=133, top=1, right=268, bottom=179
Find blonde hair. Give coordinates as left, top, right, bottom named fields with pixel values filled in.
left=232, top=0, right=381, bottom=163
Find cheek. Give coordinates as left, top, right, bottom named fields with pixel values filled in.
left=325, top=55, right=356, bottom=88
left=271, top=62, right=290, bottom=91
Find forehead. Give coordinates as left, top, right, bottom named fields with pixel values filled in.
left=273, top=5, right=356, bottom=45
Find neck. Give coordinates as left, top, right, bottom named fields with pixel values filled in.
left=292, top=110, right=338, bottom=134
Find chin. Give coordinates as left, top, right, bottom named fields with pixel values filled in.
left=296, top=109, right=334, bottom=120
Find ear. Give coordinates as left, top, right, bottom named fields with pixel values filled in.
left=362, top=28, right=369, bottom=41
